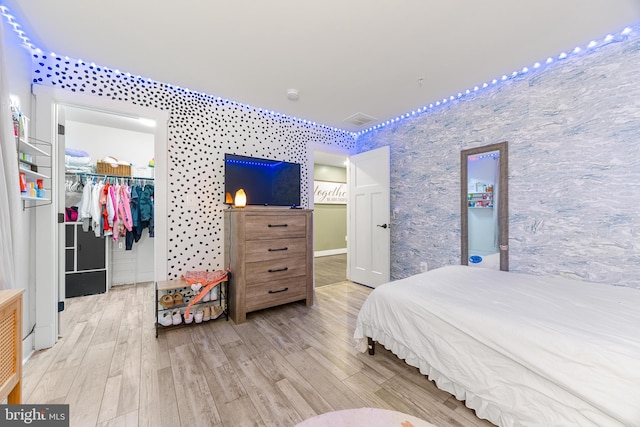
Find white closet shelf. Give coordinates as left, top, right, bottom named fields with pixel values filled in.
left=20, top=167, right=50, bottom=180
left=21, top=195, right=50, bottom=201
left=19, top=139, right=48, bottom=156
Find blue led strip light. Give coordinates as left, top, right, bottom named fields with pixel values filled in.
left=0, top=4, right=35, bottom=50
left=0, top=3, right=637, bottom=139
left=226, top=159, right=282, bottom=168
left=0, top=3, right=352, bottom=136
left=355, top=26, right=636, bottom=137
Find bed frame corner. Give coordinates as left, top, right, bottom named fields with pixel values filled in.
left=367, top=337, right=375, bottom=355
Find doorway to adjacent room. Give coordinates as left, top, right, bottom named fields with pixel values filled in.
left=312, top=150, right=348, bottom=287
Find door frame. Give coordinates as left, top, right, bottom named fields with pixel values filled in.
left=460, top=141, right=509, bottom=271
left=32, top=84, right=169, bottom=349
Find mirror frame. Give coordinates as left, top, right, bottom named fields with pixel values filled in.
left=460, top=141, right=509, bottom=271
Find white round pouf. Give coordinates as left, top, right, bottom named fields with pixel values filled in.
left=296, top=407, right=438, bottom=427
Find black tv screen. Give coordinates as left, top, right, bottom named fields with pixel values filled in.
left=224, top=154, right=301, bottom=206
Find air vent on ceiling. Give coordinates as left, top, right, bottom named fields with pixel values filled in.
left=343, top=112, right=377, bottom=127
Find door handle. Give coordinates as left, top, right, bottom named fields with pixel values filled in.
left=377, top=224, right=389, bottom=229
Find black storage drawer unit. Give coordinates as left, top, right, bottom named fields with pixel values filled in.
left=66, top=270, right=107, bottom=298
left=65, top=223, right=108, bottom=298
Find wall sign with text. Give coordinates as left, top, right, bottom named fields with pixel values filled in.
left=314, top=180, right=347, bottom=204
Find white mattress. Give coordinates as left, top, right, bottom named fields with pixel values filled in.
left=353, top=265, right=640, bottom=426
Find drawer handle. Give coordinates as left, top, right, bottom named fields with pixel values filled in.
left=268, top=224, right=288, bottom=227
left=268, top=287, right=289, bottom=294
left=268, top=267, right=289, bottom=273
left=268, top=247, right=288, bottom=252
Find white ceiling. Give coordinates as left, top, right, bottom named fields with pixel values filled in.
left=62, top=105, right=158, bottom=134
left=4, top=1, right=640, bottom=132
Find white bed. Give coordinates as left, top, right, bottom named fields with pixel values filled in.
left=353, top=265, right=640, bottom=426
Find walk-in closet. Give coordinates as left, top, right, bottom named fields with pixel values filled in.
left=60, top=105, right=156, bottom=297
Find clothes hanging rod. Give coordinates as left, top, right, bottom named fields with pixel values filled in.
left=65, top=171, right=155, bottom=181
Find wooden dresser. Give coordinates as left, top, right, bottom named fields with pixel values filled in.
left=0, top=289, right=24, bottom=404
left=224, top=208, right=313, bottom=323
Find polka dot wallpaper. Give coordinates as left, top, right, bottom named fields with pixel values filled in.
left=32, top=54, right=355, bottom=279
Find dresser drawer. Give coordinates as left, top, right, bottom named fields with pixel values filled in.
left=245, top=277, right=307, bottom=312
left=245, top=256, right=306, bottom=284
left=245, top=237, right=306, bottom=263
left=245, top=214, right=307, bottom=240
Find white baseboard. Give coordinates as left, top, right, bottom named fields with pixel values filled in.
left=315, top=248, right=347, bottom=257
left=34, top=323, right=56, bottom=351
left=22, top=336, right=34, bottom=365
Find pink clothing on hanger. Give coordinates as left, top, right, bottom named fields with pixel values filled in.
left=118, top=185, right=133, bottom=232
left=109, top=184, right=119, bottom=240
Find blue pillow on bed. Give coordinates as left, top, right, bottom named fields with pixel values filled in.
left=469, top=255, right=483, bottom=264
left=65, top=148, right=90, bottom=158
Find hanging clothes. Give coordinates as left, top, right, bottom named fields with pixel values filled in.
left=91, top=180, right=104, bottom=237
left=64, top=174, right=153, bottom=247
left=109, top=184, right=120, bottom=240
left=78, top=179, right=93, bottom=232
left=126, top=183, right=152, bottom=250
left=126, top=185, right=141, bottom=250
left=118, top=184, right=133, bottom=233
left=101, top=183, right=114, bottom=236
left=139, top=184, right=154, bottom=238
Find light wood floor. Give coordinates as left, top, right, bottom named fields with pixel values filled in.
left=22, top=281, right=494, bottom=427
left=314, top=254, right=347, bottom=287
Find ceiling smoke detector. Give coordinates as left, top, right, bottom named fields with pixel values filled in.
left=343, top=112, right=377, bottom=127
left=287, top=89, right=299, bottom=101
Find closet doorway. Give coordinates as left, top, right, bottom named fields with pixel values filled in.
left=31, top=84, right=168, bottom=349
left=59, top=105, right=157, bottom=303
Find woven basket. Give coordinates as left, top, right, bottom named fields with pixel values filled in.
left=96, top=161, right=131, bottom=177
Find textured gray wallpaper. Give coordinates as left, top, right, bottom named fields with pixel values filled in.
left=357, top=26, right=640, bottom=288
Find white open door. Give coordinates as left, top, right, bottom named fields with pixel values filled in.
left=348, top=146, right=390, bottom=287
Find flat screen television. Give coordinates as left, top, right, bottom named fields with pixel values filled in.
left=224, top=153, right=301, bottom=206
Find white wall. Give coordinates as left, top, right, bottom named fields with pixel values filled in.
left=2, top=14, right=38, bottom=359
left=110, top=230, right=154, bottom=284
left=65, top=120, right=154, bottom=169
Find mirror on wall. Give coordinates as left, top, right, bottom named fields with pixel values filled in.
left=460, top=142, right=508, bottom=271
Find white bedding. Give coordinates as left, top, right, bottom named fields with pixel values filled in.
left=353, top=265, right=640, bottom=426
left=65, top=155, right=95, bottom=173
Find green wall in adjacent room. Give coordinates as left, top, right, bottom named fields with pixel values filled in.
left=313, top=164, right=347, bottom=254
